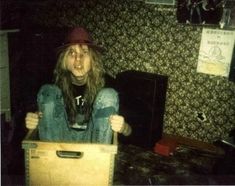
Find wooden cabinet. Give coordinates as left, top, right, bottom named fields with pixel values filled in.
left=116, top=70, right=168, bottom=148
left=0, top=29, right=19, bottom=122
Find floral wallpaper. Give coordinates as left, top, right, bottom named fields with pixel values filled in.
left=26, top=0, right=235, bottom=143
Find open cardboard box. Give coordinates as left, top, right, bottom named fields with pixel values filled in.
left=22, top=129, right=118, bottom=186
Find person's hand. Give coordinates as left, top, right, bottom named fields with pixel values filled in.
left=109, top=115, right=125, bottom=133
left=109, top=115, right=132, bottom=136
left=25, top=112, right=42, bottom=129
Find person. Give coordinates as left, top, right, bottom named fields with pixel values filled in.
left=186, top=0, right=204, bottom=24
left=25, top=27, right=132, bottom=144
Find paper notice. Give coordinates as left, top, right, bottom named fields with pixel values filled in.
left=197, top=28, right=235, bottom=77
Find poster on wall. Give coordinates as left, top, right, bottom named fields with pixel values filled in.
left=197, top=28, right=235, bottom=77
left=177, top=0, right=223, bottom=25
left=176, top=0, right=235, bottom=28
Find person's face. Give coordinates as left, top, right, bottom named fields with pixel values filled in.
left=65, top=44, right=91, bottom=79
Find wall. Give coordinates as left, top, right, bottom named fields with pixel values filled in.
left=25, top=0, right=235, bottom=143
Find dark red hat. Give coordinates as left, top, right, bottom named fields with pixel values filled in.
left=59, top=27, right=103, bottom=52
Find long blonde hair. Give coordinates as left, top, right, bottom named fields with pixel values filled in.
left=53, top=45, right=105, bottom=124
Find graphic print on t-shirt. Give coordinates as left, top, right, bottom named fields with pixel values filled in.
left=70, top=85, right=88, bottom=130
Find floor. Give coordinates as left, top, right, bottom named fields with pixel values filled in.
left=114, top=143, right=235, bottom=185
left=1, top=117, right=235, bottom=185
left=2, top=141, right=235, bottom=185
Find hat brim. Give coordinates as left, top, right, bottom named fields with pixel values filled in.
left=56, top=42, right=104, bottom=53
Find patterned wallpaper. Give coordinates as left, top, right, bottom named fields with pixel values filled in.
left=27, top=0, right=235, bottom=143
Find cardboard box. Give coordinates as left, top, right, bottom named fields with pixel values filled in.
left=22, top=130, right=117, bottom=186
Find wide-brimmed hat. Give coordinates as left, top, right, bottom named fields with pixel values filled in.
left=58, top=27, right=104, bottom=52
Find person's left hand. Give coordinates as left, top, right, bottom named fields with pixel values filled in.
left=109, top=114, right=125, bottom=133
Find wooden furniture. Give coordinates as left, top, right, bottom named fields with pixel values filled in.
left=115, top=70, right=168, bottom=148
left=0, top=29, right=19, bottom=122
left=162, top=133, right=225, bottom=155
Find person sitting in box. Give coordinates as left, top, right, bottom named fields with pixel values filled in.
left=25, top=27, right=132, bottom=143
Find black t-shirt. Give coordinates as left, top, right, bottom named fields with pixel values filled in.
left=70, top=84, right=88, bottom=130
left=68, top=74, right=116, bottom=130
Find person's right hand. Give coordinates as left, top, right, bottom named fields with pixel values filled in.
left=25, top=112, right=42, bottom=129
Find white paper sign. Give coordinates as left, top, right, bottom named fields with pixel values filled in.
left=197, top=28, right=235, bottom=77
